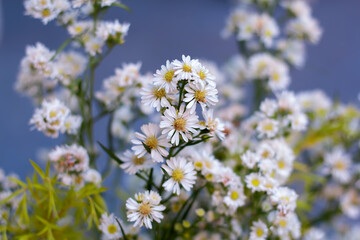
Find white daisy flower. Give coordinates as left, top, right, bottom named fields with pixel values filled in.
left=172, top=55, right=199, bottom=80
left=101, top=0, right=117, bottom=7
left=256, top=141, right=275, bottom=160
left=202, top=109, right=225, bottom=140
left=98, top=213, right=122, bottom=240
left=249, top=220, right=268, bottom=240
left=67, top=21, right=92, bottom=37
left=126, top=190, right=165, bottom=229
left=270, top=187, right=298, bottom=214
left=141, top=84, right=174, bottom=111
left=255, top=14, right=279, bottom=47
left=48, top=144, right=89, bottom=174
left=260, top=99, right=278, bottom=117
left=83, top=169, right=102, bottom=186
left=288, top=112, right=308, bottom=131
left=162, top=157, right=197, bottom=195
left=184, top=81, right=218, bottom=114
left=224, top=185, right=246, bottom=210
left=193, top=64, right=216, bottom=87
left=131, top=123, right=171, bottom=163
left=153, top=60, right=178, bottom=92
left=324, top=148, right=352, bottom=184
left=84, top=36, right=104, bottom=56
left=241, top=150, right=260, bottom=169
left=256, top=118, right=279, bottom=138
left=245, top=173, right=265, bottom=192
left=119, top=150, right=152, bottom=175
left=160, top=105, right=200, bottom=146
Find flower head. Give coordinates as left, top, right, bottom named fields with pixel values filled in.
left=126, top=191, right=165, bottom=229
left=162, top=157, right=197, bottom=195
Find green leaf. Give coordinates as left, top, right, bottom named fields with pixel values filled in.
left=115, top=217, right=128, bottom=240
left=29, top=159, right=46, bottom=179
left=50, top=38, right=73, bottom=61
left=98, top=141, right=123, bottom=164
left=0, top=188, right=24, bottom=205
left=111, top=2, right=132, bottom=12
left=8, top=176, right=27, bottom=188
left=45, top=161, right=51, bottom=177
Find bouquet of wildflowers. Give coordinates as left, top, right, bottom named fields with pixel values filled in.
left=1, top=0, right=360, bottom=239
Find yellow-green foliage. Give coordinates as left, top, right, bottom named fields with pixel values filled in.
left=0, top=161, right=108, bottom=240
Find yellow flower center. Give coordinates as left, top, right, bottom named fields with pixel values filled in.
left=334, top=161, right=345, bottom=170
left=42, top=9, right=51, bottom=17
left=262, top=150, right=270, bottom=159
left=132, top=156, right=146, bottom=165
left=144, top=136, right=158, bottom=150
left=256, top=228, right=264, bottom=237
left=198, top=71, right=206, bottom=80
left=251, top=178, right=260, bottom=187
left=153, top=87, right=166, bottom=99
left=49, top=111, right=57, bottom=118
left=194, top=90, right=207, bottom=103
left=139, top=203, right=152, bottom=215
left=265, top=30, right=272, bottom=37
left=117, top=86, right=125, bottom=92
left=279, top=219, right=287, bottom=228
left=107, top=224, right=117, bottom=234
left=164, top=70, right=175, bottom=83
left=194, top=161, right=203, bottom=169
left=40, top=0, right=47, bottom=5
left=172, top=168, right=184, bottom=182
left=278, top=160, right=285, bottom=169
left=272, top=72, right=280, bottom=81
left=263, top=123, right=274, bottom=131
left=183, top=64, right=192, bottom=72
left=75, top=26, right=83, bottom=33
left=230, top=191, right=239, bottom=200
left=173, top=118, right=186, bottom=131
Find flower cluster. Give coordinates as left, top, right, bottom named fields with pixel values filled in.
left=253, top=91, right=308, bottom=138
left=95, top=62, right=143, bottom=110
left=16, top=42, right=87, bottom=103
left=222, top=0, right=322, bottom=93
left=8, top=0, right=360, bottom=239
left=29, top=98, right=82, bottom=138
left=48, top=144, right=101, bottom=186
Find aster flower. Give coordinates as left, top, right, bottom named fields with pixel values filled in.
left=184, top=81, right=218, bottom=114
left=30, top=98, right=73, bottom=138
left=193, top=64, right=216, bottom=87
left=256, top=118, right=279, bottom=138
left=119, top=150, right=152, bottom=174
left=98, top=213, right=122, bottom=240
left=223, top=185, right=246, bottom=210
left=160, top=105, right=201, bottom=146
left=126, top=191, right=165, bottom=229
left=270, top=187, right=298, bottom=214
left=249, top=220, right=268, bottom=240
left=83, top=169, right=102, bottom=186
left=48, top=144, right=89, bottom=175
left=161, top=157, right=197, bottom=195
left=241, top=150, right=260, bottom=169
left=153, top=60, right=178, bottom=92
left=132, top=123, right=171, bottom=163
left=140, top=85, right=174, bottom=111
left=172, top=55, right=199, bottom=80
left=245, top=173, right=265, bottom=193
left=324, top=148, right=352, bottom=184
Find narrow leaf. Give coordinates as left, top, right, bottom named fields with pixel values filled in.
left=29, top=160, right=45, bottom=179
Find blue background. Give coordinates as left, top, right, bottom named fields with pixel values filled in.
left=0, top=0, right=360, bottom=177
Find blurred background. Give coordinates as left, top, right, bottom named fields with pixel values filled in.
left=0, top=0, right=360, bottom=177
